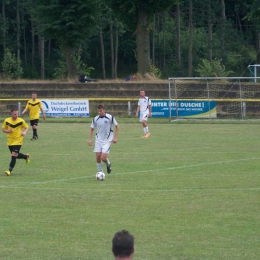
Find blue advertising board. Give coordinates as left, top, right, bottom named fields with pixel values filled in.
left=152, top=100, right=216, bottom=118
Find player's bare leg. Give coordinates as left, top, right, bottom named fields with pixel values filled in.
left=101, top=153, right=111, bottom=174
left=96, top=152, right=103, bottom=172
left=142, top=120, right=150, bottom=138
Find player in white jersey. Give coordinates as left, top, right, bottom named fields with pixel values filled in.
left=88, top=104, right=119, bottom=174
left=135, top=90, right=152, bottom=138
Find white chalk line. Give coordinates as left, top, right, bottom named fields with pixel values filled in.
left=0, top=157, right=259, bottom=191
left=0, top=186, right=259, bottom=192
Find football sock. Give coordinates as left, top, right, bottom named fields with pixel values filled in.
left=17, top=153, right=27, bottom=159
left=146, top=126, right=149, bottom=133
left=9, top=156, right=16, bottom=171
left=143, top=127, right=146, bottom=134
left=106, top=158, right=110, bottom=165
left=33, top=128, right=37, bottom=136
left=97, top=163, right=103, bottom=172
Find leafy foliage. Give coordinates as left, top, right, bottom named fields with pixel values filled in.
left=1, top=0, right=260, bottom=78
left=53, top=60, right=67, bottom=79
left=1, top=48, right=23, bottom=79
left=53, top=55, right=94, bottom=79
left=245, top=0, right=260, bottom=22
left=149, top=63, right=162, bottom=78
left=108, top=0, right=177, bottom=27
left=73, top=54, right=94, bottom=77
left=32, top=0, right=101, bottom=48
left=107, top=0, right=177, bottom=75
left=196, top=58, right=233, bottom=77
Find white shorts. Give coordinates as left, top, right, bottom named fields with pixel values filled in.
left=94, top=141, right=111, bottom=154
left=139, top=113, right=149, bottom=122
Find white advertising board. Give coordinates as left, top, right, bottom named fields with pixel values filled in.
left=41, top=100, right=89, bottom=117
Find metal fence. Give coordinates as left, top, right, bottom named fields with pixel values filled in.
left=168, top=77, right=260, bottom=120
left=0, top=98, right=139, bottom=117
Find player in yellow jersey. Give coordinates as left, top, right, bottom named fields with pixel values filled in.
left=2, top=108, right=30, bottom=176
left=22, top=92, right=46, bottom=140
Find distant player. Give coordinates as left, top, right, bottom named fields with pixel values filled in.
left=22, top=92, right=46, bottom=140
left=2, top=108, right=30, bottom=176
left=135, top=90, right=152, bottom=138
left=88, top=104, right=119, bottom=174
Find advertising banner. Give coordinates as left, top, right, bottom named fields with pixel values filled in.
left=152, top=100, right=217, bottom=118
left=41, top=100, right=89, bottom=117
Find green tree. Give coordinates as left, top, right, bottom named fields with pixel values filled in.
left=108, top=0, right=177, bottom=77
left=196, top=58, right=233, bottom=77
left=243, top=0, right=260, bottom=21
left=32, top=0, right=101, bottom=79
left=244, top=0, right=260, bottom=63
left=1, top=47, right=23, bottom=79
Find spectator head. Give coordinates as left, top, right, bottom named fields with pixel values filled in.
left=112, top=230, right=134, bottom=259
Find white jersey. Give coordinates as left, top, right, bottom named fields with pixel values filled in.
left=138, top=96, right=151, bottom=114
left=91, top=113, right=118, bottom=142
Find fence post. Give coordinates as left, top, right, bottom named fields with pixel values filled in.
left=206, top=79, right=211, bottom=119
left=18, top=102, right=21, bottom=116
left=239, top=79, right=243, bottom=120
left=242, top=102, right=246, bottom=119
left=128, top=101, right=132, bottom=116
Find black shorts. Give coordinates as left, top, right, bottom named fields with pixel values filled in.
left=8, top=145, right=22, bottom=154
left=30, top=119, right=39, bottom=126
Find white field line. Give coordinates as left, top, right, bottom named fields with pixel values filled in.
left=0, top=157, right=259, bottom=190
left=0, top=186, right=259, bottom=192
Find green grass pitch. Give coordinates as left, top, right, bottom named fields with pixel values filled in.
left=0, top=118, right=259, bottom=259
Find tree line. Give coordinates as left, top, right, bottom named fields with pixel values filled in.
left=0, top=0, right=260, bottom=80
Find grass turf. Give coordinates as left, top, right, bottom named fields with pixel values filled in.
left=0, top=119, right=259, bottom=259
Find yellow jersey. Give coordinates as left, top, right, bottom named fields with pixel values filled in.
left=26, top=99, right=43, bottom=120
left=2, top=117, right=28, bottom=146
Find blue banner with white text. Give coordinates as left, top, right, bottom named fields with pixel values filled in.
left=152, top=100, right=217, bottom=118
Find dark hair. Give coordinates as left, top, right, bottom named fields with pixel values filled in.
left=11, top=108, right=18, bottom=113
left=112, top=230, right=134, bottom=257
left=97, top=104, right=105, bottom=110
left=32, top=92, right=37, bottom=95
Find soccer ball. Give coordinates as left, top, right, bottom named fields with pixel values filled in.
left=96, top=172, right=105, bottom=181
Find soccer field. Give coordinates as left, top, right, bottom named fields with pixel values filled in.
left=0, top=119, right=260, bottom=260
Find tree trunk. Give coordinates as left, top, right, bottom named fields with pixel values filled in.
left=157, top=13, right=161, bottom=68
left=40, top=36, right=45, bottom=80
left=114, top=28, right=118, bottom=79
left=64, top=45, right=77, bottom=79
left=100, top=29, right=106, bottom=79
left=16, top=0, right=20, bottom=61
left=257, top=33, right=260, bottom=64
left=110, top=15, right=115, bottom=79
left=22, top=13, right=27, bottom=67
left=38, top=35, right=41, bottom=57
left=220, top=0, right=226, bottom=58
left=236, top=10, right=242, bottom=35
left=152, top=15, right=155, bottom=67
left=176, top=4, right=181, bottom=69
left=136, top=8, right=150, bottom=75
left=207, top=4, right=212, bottom=64
left=31, top=19, right=35, bottom=71
left=188, top=0, right=193, bottom=77
left=2, top=0, right=6, bottom=51
left=163, top=11, right=166, bottom=69
left=48, top=39, right=51, bottom=60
